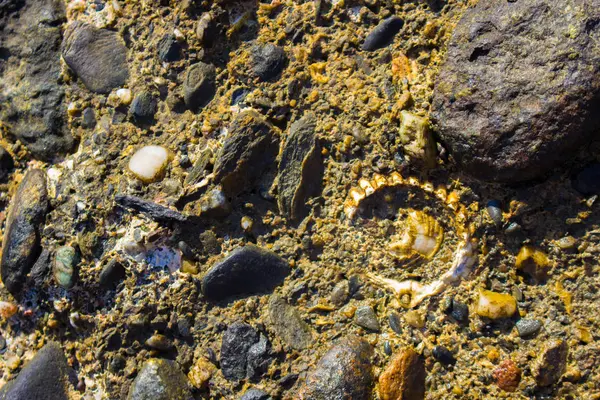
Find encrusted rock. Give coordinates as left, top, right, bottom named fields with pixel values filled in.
left=493, top=359, right=521, bottom=392
left=268, top=295, right=313, bottom=350
left=183, top=62, right=216, bottom=111
left=220, top=322, right=271, bottom=382
left=127, top=358, right=193, bottom=400
left=398, top=111, right=436, bottom=169
left=62, top=21, right=129, bottom=94
left=202, top=245, right=289, bottom=301
left=378, top=347, right=425, bottom=400
left=362, top=16, right=404, bottom=51
left=277, top=113, right=323, bottom=221
left=354, top=305, right=381, bottom=331
left=188, top=356, right=216, bottom=389
left=250, top=43, right=286, bottom=81
left=53, top=246, right=79, bottom=289
left=297, top=336, right=374, bottom=400
left=431, top=0, right=600, bottom=182
left=532, top=339, right=568, bottom=387
left=213, top=110, right=279, bottom=196
left=1, top=169, right=48, bottom=297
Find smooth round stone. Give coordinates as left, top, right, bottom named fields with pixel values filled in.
left=128, top=146, right=170, bottom=183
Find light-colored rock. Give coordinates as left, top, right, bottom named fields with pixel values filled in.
left=128, top=145, right=170, bottom=183
left=476, top=289, right=517, bottom=320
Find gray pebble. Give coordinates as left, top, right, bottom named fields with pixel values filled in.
left=516, top=319, right=542, bottom=338
left=354, top=305, right=380, bottom=331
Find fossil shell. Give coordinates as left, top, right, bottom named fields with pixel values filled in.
left=390, top=210, right=444, bottom=259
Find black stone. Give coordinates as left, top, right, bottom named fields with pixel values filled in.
left=432, top=345, right=455, bottom=365
left=486, top=200, right=502, bottom=225
left=450, top=300, right=469, bottom=322
left=388, top=311, right=403, bottom=335
left=202, top=245, right=290, bottom=301
left=28, top=248, right=51, bottom=287
left=573, top=163, right=600, bottom=196
left=250, top=43, right=286, bottom=81
left=81, top=107, right=96, bottom=129
left=0, top=146, right=13, bottom=181
left=220, top=322, right=259, bottom=381
left=99, top=259, right=126, bottom=289
left=240, top=388, right=272, bottom=400
left=129, top=92, right=158, bottom=123
left=183, top=62, right=215, bottom=111
left=157, top=34, right=181, bottom=62
left=115, top=194, right=187, bottom=223
left=246, top=334, right=271, bottom=381
left=362, top=16, right=404, bottom=51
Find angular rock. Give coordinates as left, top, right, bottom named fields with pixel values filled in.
left=0, top=0, right=74, bottom=161
left=157, top=34, right=181, bottom=62
left=431, top=0, right=600, bottom=182
left=240, top=388, right=272, bottom=400
left=250, top=43, right=286, bottom=81
left=28, top=248, right=51, bottom=287
left=128, top=358, right=193, bottom=400
left=532, top=339, right=568, bottom=387
left=183, top=62, right=216, bottom=111
left=1, top=169, right=48, bottom=297
left=115, top=194, right=187, bottom=223
left=213, top=110, right=279, bottom=196
left=81, top=107, right=96, bottom=129
left=398, top=111, right=436, bottom=169
left=297, top=336, right=374, bottom=400
left=220, top=322, right=259, bottom=381
left=268, top=295, right=313, bottom=350
left=362, top=16, right=404, bottom=51
left=246, top=333, right=271, bottom=381
left=378, top=347, right=425, bottom=400
left=99, top=259, right=126, bottom=289
left=202, top=245, right=289, bottom=301
left=0, top=146, right=14, bottom=181
left=62, top=21, right=129, bottom=94
left=277, top=113, right=323, bottom=222
left=0, top=342, right=73, bottom=400
left=354, top=305, right=381, bottom=331
left=129, top=92, right=157, bottom=123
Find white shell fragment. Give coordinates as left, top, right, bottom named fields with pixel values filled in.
left=128, top=145, right=170, bottom=183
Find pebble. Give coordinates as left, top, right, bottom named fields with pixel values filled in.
left=188, top=356, right=216, bottom=389
left=127, top=358, right=192, bottom=400
left=493, top=359, right=521, bottom=392
left=196, top=13, right=217, bottom=46
left=532, top=339, right=568, bottom=387
left=1, top=169, right=49, bottom=297
left=130, top=91, right=158, bottom=123
left=354, top=305, right=381, bottom=331
left=572, top=163, right=600, bottom=195
left=116, top=88, right=133, bottom=105
left=378, top=347, right=425, bottom=400
left=515, top=319, right=542, bottom=338
left=0, top=343, right=73, bottom=400
left=29, top=248, right=52, bottom=287
left=146, top=334, right=172, bottom=351
left=388, top=312, right=403, bottom=335
left=268, top=295, right=313, bottom=350
left=432, top=346, right=455, bottom=366
left=202, top=245, right=290, bottom=301
left=486, top=200, right=503, bottom=225
left=240, top=388, right=272, bottom=400
left=330, top=280, right=350, bottom=306
left=157, top=34, right=181, bottom=62
left=183, top=62, right=216, bottom=111
left=53, top=246, right=79, bottom=289
left=449, top=299, right=469, bottom=322
left=62, top=21, right=129, bottom=93
left=81, top=107, right=96, bottom=129
left=128, top=145, right=170, bottom=183
left=362, top=16, right=404, bottom=51
left=199, top=188, right=232, bottom=217
left=220, top=322, right=268, bottom=381
left=99, top=259, right=126, bottom=289
left=0, top=301, right=17, bottom=319
left=0, top=146, right=14, bottom=181
left=475, top=289, right=517, bottom=320
left=397, top=111, right=436, bottom=169
left=296, top=336, right=373, bottom=399
left=250, top=43, right=286, bottom=81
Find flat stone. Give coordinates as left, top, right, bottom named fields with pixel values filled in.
left=1, top=169, right=48, bottom=297
left=296, top=336, right=373, bottom=400
left=157, top=34, right=181, bottom=62
left=115, top=194, right=187, bottom=223
left=28, top=248, right=51, bottom=287
left=431, top=0, right=600, bottom=182
left=0, top=343, right=73, bottom=400
left=362, top=16, right=404, bottom=51
left=515, top=319, right=542, bottom=338
left=183, top=62, right=216, bottom=111
left=250, top=43, right=286, bottom=81
left=268, top=295, right=313, bottom=350
left=127, top=358, right=193, bottom=400
left=129, top=92, right=158, bottom=124
left=378, top=347, right=425, bottom=400
left=532, top=339, right=568, bottom=387
left=62, top=21, right=129, bottom=94
left=354, top=305, right=381, bottom=331
left=202, top=245, right=289, bottom=301
left=240, top=388, right=272, bottom=400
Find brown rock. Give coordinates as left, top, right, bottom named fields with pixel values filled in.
left=532, top=339, right=568, bottom=387
left=268, top=295, right=313, bottom=350
left=378, top=347, right=425, bottom=400
left=492, top=359, right=521, bottom=392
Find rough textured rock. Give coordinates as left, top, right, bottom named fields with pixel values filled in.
left=431, top=0, right=600, bottom=182
left=493, top=359, right=521, bottom=393
left=129, top=92, right=157, bottom=123
left=378, top=347, right=425, bottom=400
left=250, top=43, right=286, bottom=81
left=52, top=245, right=79, bottom=289
left=127, top=358, right=192, bottom=400
left=202, top=245, right=289, bottom=301
left=115, top=194, right=187, bottom=223
left=240, top=388, right=272, bottom=400
left=297, top=336, right=374, bottom=400
left=277, top=113, right=322, bottom=222
left=0, top=0, right=74, bottom=161
left=220, top=322, right=271, bottom=382
left=213, top=111, right=279, bottom=196
left=268, top=295, right=313, bottom=350
left=354, top=305, right=381, bottom=331
left=62, top=21, right=129, bottom=94
left=157, top=34, right=181, bottom=62
left=362, top=16, right=404, bottom=51
left=0, top=146, right=13, bottom=181
left=1, top=169, right=48, bottom=297
left=183, top=62, right=215, bottom=111
left=532, top=339, right=568, bottom=387
left=99, top=259, right=126, bottom=289
left=0, top=343, right=73, bottom=400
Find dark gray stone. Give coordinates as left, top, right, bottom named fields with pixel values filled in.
left=62, top=21, right=129, bottom=94
left=268, top=295, right=313, bottom=350
left=388, top=311, right=402, bottom=335
left=115, top=194, right=188, bottom=223
left=296, top=336, right=374, bottom=400
left=220, top=322, right=259, bottom=382
left=183, top=62, right=215, bottom=111
left=127, top=358, right=193, bottom=400
left=28, top=248, right=51, bottom=287
left=354, top=305, right=380, bottom=331
left=361, top=16, right=404, bottom=51
left=99, top=259, right=126, bottom=290
left=157, top=34, right=181, bottom=62
left=246, top=334, right=271, bottom=381
left=240, top=389, right=272, bottom=400
left=202, top=246, right=289, bottom=301
left=129, top=92, right=157, bottom=123
left=431, top=0, right=600, bottom=182
left=0, top=343, right=73, bottom=400
left=0, top=146, right=13, bottom=181
left=1, top=169, right=48, bottom=297
left=516, top=319, right=542, bottom=338
left=450, top=299, right=469, bottom=322
left=250, top=43, right=286, bottom=81
left=81, top=107, right=96, bottom=129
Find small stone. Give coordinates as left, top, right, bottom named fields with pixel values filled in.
left=115, top=194, right=187, bottom=223
left=0, top=146, right=14, bottom=181
left=127, top=358, right=192, bottom=400
left=378, top=347, right=425, bottom=400
left=246, top=333, right=271, bottom=380
left=188, top=356, right=216, bottom=389
left=157, top=34, right=181, bottom=62
left=268, top=295, right=313, bottom=350
left=250, top=43, right=286, bottom=81
left=330, top=280, right=350, bottom=307
left=432, top=346, right=455, bottom=365
left=0, top=301, right=18, bottom=319
left=130, top=92, right=158, bottom=123
left=62, top=21, right=129, bottom=94
left=388, top=312, right=402, bottom=335
left=183, top=62, right=216, bottom=111
left=202, top=245, right=290, bottom=301
left=116, top=88, right=133, bottom=105
left=220, top=322, right=259, bottom=382
left=532, top=339, right=568, bottom=387
left=397, top=111, right=436, bottom=169
left=354, top=305, right=381, bottom=331
left=196, top=13, right=217, bottom=46
left=403, top=310, right=425, bottom=329
left=362, top=16, right=404, bottom=51
left=486, top=200, right=503, bottom=225
left=29, top=248, right=52, bottom=287
left=296, top=336, right=373, bottom=400
left=515, top=319, right=542, bottom=338
left=493, top=359, right=521, bottom=392
left=128, top=145, right=170, bottom=183
left=475, top=289, right=517, bottom=320
left=450, top=299, right=469, bottom=322
left=515, top=246, right=551, bottom=281
left=199, top=188, right=232, bottom=218
left=146, top=334, right=172, bottom=351
left=53, top=246, right=79, bottom=289
left=81, top=107, right=96, bottom=129
left=240, top=388, right=272, bottom=400
left=573, top=163, right=600, bottom=195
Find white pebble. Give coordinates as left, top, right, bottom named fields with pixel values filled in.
left=128, top=145, right=170, bottom=183
left=116, top=88, right=133, bottom=105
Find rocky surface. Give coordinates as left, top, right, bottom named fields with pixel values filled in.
left=533, top=339, right=568, bottom=387
left=431, top=0, right=600, bottom=182
left=127, top=358, right=192, bottom=400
